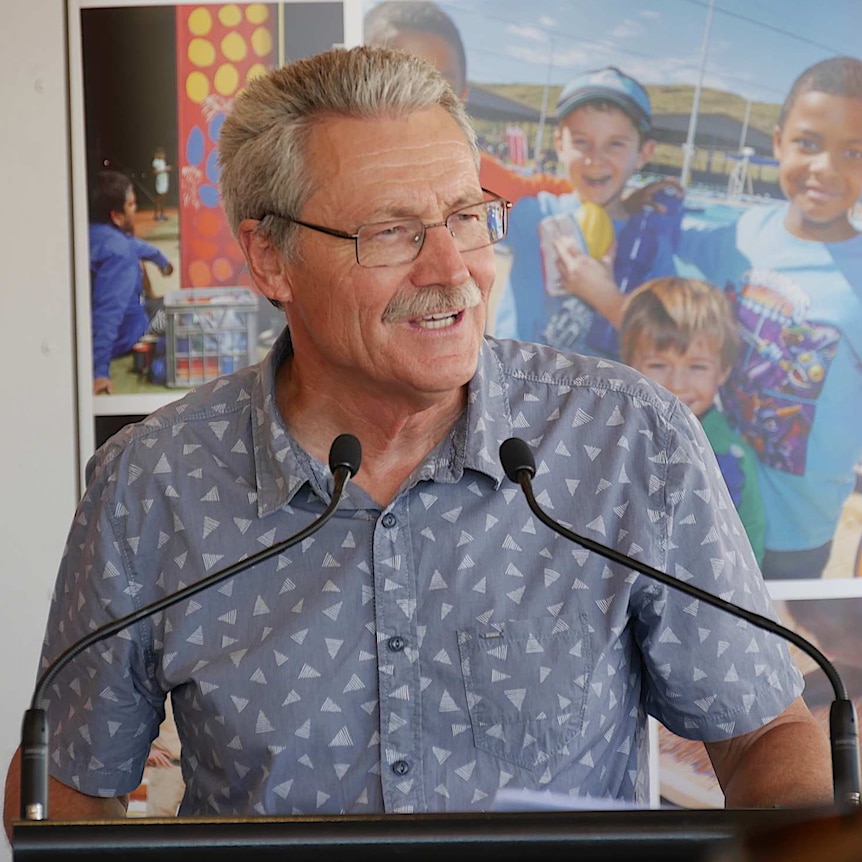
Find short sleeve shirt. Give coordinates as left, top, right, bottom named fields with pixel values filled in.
left=38, top=332, right=803, bottom=814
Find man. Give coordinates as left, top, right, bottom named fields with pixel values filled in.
left=4, top=46, right=830, bottom=835
left=89, top=170, right=173, bottom=395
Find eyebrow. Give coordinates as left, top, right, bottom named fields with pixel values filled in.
left=360, top=192, right=484, bottom=224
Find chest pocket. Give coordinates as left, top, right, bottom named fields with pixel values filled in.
left=457, top=615, right=591, bottom=775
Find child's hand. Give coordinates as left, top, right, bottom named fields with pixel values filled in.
left=93, top=377, right=113, bottom=395
left=160, top=263, right=174, bottom=277
left=623, top=178, right=683, bottom=215
left=146, top=746, right=176, bottom=769
left=554, top=237, right=626, bottom=329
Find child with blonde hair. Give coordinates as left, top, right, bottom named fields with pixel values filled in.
left=620, top=276, right=765, bottom=562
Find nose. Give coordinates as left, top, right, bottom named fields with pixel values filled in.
left=809, top=149, right=839, bottom=178
left=666, top=366, right=691, bottom=397
left=411, top=221, right=471, bottom=287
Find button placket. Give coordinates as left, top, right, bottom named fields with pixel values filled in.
left=373, top=502, right=421, bottom=812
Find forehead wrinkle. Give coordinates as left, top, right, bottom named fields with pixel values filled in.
left=304, top=110, right=480, bottom=225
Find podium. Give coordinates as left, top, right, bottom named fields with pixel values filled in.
left=13, top=807, right=828, bottom=861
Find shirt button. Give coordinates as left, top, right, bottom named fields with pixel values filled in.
left=387, top=635, right=406, bottom=652
left=392, top=760, right=410, bottom=776
left=381, top=513, right=397, bottom=528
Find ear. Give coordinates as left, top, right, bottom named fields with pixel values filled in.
left=717, top=364, right=732, bottom=387
left=635, top=138, right=656, bottom=170
left=109, top=209, right=124, bottom=229
left=237, top=219, right=294, bottom=307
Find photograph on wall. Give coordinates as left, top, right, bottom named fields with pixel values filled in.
left=74, top=1, right=345, bottom=412
left=360, top=0, right=862, bottom=810
left=658, top=591, right=862, bottom=807
left=68, top=0, right=862, bottom=815
left=361, top=0, right=862, bottom=585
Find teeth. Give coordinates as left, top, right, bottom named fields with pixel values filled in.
left=416, top=312, right=457, bottom=329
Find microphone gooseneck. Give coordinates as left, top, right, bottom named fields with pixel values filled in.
left=20, top=434, right=362, bottom=822
left=499, top=436, right=861, bottom=808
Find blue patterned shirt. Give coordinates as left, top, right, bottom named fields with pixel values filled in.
left=38, top=331, right=802, bottom=814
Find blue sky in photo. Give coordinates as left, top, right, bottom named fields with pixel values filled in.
left=367, top=0, right=862, bottom=105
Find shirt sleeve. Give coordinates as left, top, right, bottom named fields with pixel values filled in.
left=130, top=236, right=170, bottom=270
left=38, top=446, right=164, bottom=796
left=629, top=398, right=803, bottom=741
left=479, top=152, right=573, bottom=204
left=674, top=216, right=743, bottom=285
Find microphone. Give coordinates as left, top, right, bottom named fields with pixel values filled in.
left=498, top=436, right=861, bottom=808
left=20, top=434, right=362, bottom=822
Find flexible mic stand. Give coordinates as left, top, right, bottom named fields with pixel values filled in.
left=499, top=436, right=861, bottom=808
left=20, top=434, right=362, bottom=821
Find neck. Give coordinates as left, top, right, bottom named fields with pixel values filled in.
left=784, top=209, right=859, bottom=243
left=275, top=358, right=466, bottom=507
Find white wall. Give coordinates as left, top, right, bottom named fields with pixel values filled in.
left=0, top=1, right=79, bottom=858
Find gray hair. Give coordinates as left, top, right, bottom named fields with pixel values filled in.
left=218, top=44, right=478, bottom=260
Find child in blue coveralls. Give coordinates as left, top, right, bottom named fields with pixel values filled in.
left=495, top=66, right=681, bottom=357
left=619, top=276, right=766, bottom=563
left=675, top=57, right=862, bottom=579
left=90, top=170, right=173, bottom=395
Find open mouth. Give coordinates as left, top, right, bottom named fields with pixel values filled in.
left=411, top=310, right=463, bottom=329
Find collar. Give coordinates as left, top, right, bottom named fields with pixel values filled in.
left=250, top=331, right=512, bottom=516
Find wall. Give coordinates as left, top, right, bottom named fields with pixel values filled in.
left=0, top=1, right=79, bottom=859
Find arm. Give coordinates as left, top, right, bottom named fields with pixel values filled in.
left=622, top=177, right=684, bottom=215
left=705, top=696, right=832, bottom=807
left=4, top=746, right=128, bottom=843
left=130, top=237, right=172, bottom=274
left=479, top=151, right=572, bottom=204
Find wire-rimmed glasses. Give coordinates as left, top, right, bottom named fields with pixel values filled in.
left=260, top=190, right=511, bottom=268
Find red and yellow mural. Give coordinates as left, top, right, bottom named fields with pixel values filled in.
left=175, top=3, right=276, bottom=289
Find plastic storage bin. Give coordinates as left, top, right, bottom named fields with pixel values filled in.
left=165, top=287, right=259, bottom=388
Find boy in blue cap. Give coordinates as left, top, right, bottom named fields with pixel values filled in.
left=496, top=66, right=681, bottom=355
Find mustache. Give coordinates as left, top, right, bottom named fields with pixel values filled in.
left=382, top=279, right=482, bottom=323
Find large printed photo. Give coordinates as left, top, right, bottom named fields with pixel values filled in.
left=360, top=0, right=862, bottom=586
left=359, top=0, right=862, bottom=811
left=70, top=0, right=862, bottom=815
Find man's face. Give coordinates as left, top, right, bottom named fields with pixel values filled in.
left=111, top=187, right=137, bottom=234
left=385, top=29, right=466, bottom=98
left=554, top=105, right=653, bottom=218
left=773, top=90, right=862, bottom=242
left=278, top=107, right=496, bottom=405
left=629, top=334, right=730, bottom=419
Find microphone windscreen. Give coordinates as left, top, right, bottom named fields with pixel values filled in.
left=329, top=434, right=362, bottom=477
left=499, top=437, right=536, bottom=482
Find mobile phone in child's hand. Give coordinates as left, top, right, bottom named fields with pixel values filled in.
left=538, top=204, right=612, bottom=296
left=538, top=213, right=584, bottom=296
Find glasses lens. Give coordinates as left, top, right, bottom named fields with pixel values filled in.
left=356, top=218, right=424, bottom=267
left=448, top=199, right=507, bottom=252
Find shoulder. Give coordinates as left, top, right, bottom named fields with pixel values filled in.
left=486, top=336, right=689, bottom=435
left=511, top=191, right=579, bottom=224
left=739, top=202, right=785, bottom=233
left=87, top=368, right=261, bottom=486
left=483, top=339, right=716, bottom=506
left=89, top=223, right=134, bottom=259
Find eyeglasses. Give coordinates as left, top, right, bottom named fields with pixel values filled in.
left=260, top=190, right=511, bottom=268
